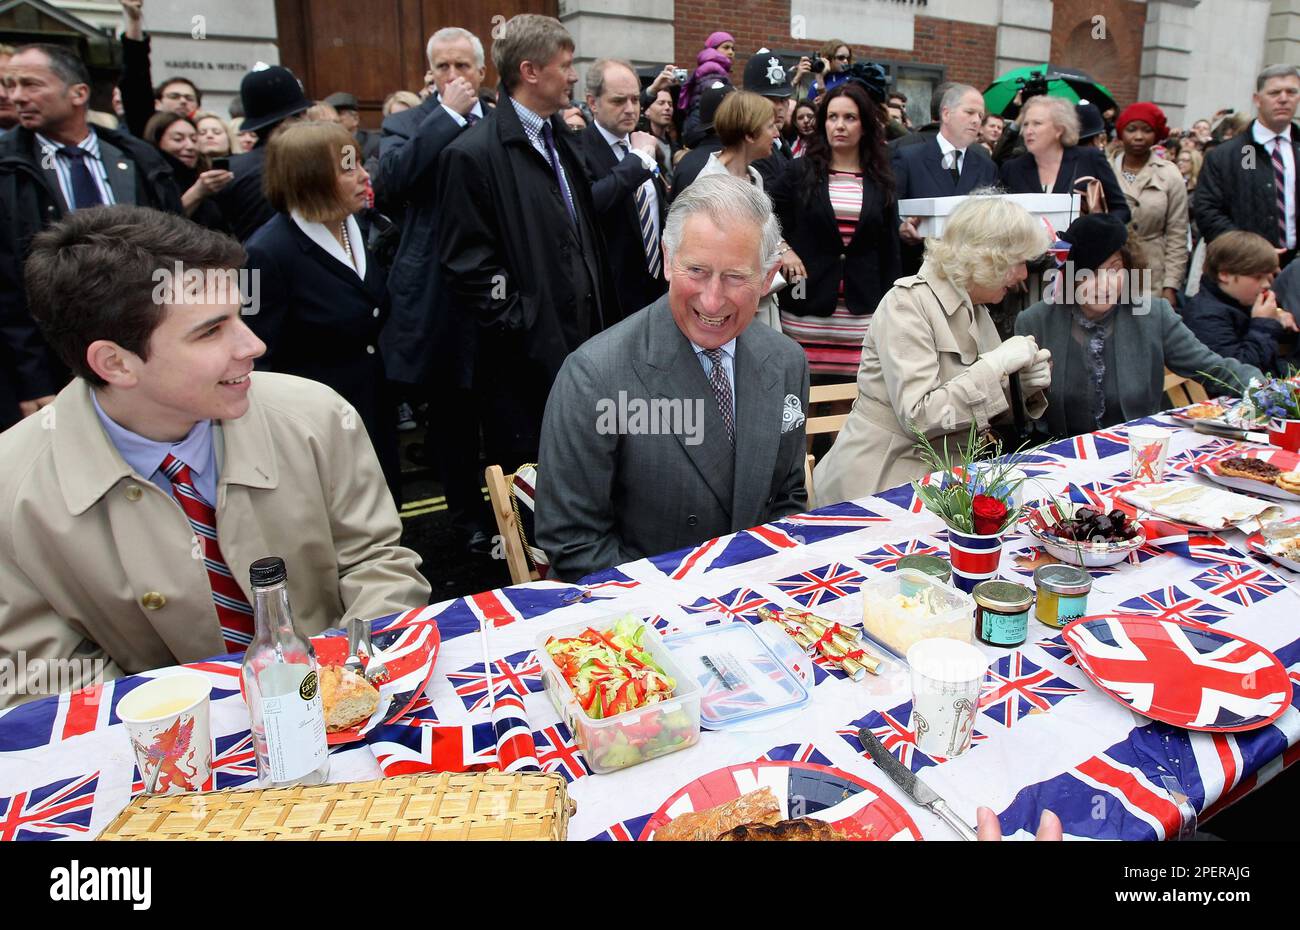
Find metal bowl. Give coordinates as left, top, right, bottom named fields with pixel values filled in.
left=1028, top=511, right=1146, bottom=568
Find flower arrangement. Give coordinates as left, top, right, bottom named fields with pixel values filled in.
left=1243, top=377, right=1300, bottom=422
left=909, top=423, right=1033, bottom=536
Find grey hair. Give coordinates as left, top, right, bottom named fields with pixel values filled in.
left=1021, top=94, right=1080, bottom=147
left=940, top=84, right=981, bottom=118
left=1258, top=63, right=1300, bottom=91
left=427, top=27, right=485, bottom=70
left=585, top=58, right=637, bottom=100
left=491, top=14, right=574, bottom=93
left=662, top=174, right=783, bottom=271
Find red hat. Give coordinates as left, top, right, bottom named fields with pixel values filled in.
left=1116, top=102, right=1168, bottom=141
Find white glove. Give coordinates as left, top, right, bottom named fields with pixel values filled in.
left=982, top=335, right=1038, bottom=378
left=1020, top=347, right=1053, bottom=392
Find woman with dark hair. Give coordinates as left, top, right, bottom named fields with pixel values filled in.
left=242, top=121, right=400, bottom=499
left=789, top=99, right=817, bottom=157
left=142, top=111, right=232, bottom=230
left=770, top=81, right=901, bottom=378
left=1015, top=213, right=1259, bottom=439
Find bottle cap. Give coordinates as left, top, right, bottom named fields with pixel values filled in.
left=249, top=556, right=287, bottom=587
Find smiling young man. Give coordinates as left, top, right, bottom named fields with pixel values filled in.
left=535, top=174, right=809, bottom=582
left=0, top=206, right=430, bottom=708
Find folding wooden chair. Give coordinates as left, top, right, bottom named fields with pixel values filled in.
left=484, top=463, right=550, bottom=586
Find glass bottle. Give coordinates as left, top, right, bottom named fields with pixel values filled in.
left=240, top=557, right=329, bottom=787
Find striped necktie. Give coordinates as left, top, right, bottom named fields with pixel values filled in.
left=1272, top=138, right=1289, bottom=247
left=619, top=142, right=663, bottom=279
left=160, top=453, right=255, bottom=652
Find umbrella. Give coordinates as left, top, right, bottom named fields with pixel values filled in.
left=983, top=64, right=1118, bottom=119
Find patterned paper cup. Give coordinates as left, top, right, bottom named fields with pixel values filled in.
left=1128, top=425, right=1172, bottom=482
left=117, top=673, right=212, bottom=795
left=946, top=526, right=1006, bottom=594
left=908, top=638, right=988, bottom=758
left=1268, top=418, right=1300, bottom=453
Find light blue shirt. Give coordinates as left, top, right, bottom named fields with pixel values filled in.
left=691, top=337, right=737, bottom=420
left=91, top=391, right=219, bottom=506
left=440, top=97, right=485, bottom=128
left=34, top=128, right=116, bottom=211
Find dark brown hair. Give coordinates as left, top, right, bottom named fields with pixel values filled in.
left=801, top=80, right=894, bottom=202
left=262, top=120, right=358, bottom=221
left=1206, top=230, right=1279, bottom=279
left=25, top=205, right=245, bottom=386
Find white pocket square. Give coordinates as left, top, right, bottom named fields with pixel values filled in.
left=781, top=393, right=805, bottom=433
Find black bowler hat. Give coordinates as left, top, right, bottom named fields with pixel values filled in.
left=1076, top=100, right=1106, bottom=142
left=239, top=65, right=311, bottom=133
left=743, top=49, right=793, bottom=99
left=1060, top=213, right=1130, bottom=271
left=323, top=92, right=359, bottom=112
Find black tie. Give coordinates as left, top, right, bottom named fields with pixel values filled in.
left=60, top=146, right=105, bottom=210
left=465, top=110, right=479, bottom=126
left=946, top=150, right=961, bottom=185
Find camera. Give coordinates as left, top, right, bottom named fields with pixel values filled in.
left=1015, top=70, right=1050, bottom=104
left=810, top=59, right=826, bottom=75
left=673, top=68, right=688, bottom=84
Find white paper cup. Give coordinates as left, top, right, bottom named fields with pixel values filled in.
left=117, top=673, right=212, bottom=794
left=907, top=638, right=988, bottom=759
left=1128, top=425, right=1172, bottom=483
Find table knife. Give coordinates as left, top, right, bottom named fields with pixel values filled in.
left=1191, top=420, right=1269, bottom=444
left=857, top=728, right=978, bottom=840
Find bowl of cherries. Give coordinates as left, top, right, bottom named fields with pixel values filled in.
left=1028, top=504, right=1146, bottom=567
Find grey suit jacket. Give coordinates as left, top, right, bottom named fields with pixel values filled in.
left=536, top=298, right=810, bottom=582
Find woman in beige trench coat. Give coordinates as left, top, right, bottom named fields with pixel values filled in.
left=813, top=195, right=1054, bottom=505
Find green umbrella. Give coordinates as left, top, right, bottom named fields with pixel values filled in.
left=983, top=64, right=1118, bottom=119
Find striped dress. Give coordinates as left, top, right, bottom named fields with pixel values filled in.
left=780, top=170, right=867, bottom=378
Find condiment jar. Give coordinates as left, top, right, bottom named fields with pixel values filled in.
left=896, top=555, right=951, bottom=595
left=972, top=580, right=1034, bottom=647
left=1033, top=564, right=1092, bottom=629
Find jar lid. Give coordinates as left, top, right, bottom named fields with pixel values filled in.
left=1033, top=563, right=1092, bottom=595
left=972, top=580, right=1033, bottom=612
left=896, top=554, right=950, bottom=577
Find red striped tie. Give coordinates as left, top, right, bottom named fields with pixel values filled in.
left=160, top=453, right=255, bottom=653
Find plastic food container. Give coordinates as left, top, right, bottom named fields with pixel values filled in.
left=663, top=622, right=810, bottom=730
left=860, top=568, right=976, bottom=659
left=535, top=616, right=700, bottom=775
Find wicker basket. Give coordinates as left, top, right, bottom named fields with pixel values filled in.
left=98, top=772, right=574, bottom=841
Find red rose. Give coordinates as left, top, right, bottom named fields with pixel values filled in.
left=972, top=494, right=1009, bottom=536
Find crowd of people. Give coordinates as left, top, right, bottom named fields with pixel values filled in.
left=2, top=3, right=1300, bottom=701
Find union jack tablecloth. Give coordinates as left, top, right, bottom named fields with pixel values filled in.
left=4, top=413, right=1300, bottom=841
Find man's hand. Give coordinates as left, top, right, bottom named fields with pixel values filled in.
left=18, top=395, right=56, bottom=418
left=792, top=57, right=813, bottom=84
left=648, top=65, right=678, bottom=95
left=977, top=806, right=1063, bottom=841
left=120, top=0, right=144, bottom=40
left=899, top=217, right=923, bottom=245
left=629, top=130, right=659, bottom=159
left=440, top=76, right=476, bottom=116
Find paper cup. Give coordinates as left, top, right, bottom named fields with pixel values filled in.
left=117, top=673, right=212, bottom=794
left=1128, top=425, right=1172, bottom=482
left=907, top=638, right=987, bottom=759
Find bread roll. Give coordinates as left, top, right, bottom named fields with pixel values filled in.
left=653, top=787, right=782, bottom=841
left=319, top=665, right=380, bottom=732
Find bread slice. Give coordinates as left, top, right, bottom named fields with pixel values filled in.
left=319, top=665, right=381, bottom=732
left=653, top=787, right=782, bottom=840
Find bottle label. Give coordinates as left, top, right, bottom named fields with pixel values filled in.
left=979, top=607, right=1028, bottom=646
left=259, top=665, right=327, bottom=783
left=1056, top=593, right=1089, bottom=624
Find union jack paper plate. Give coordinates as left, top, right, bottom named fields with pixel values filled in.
left=1061, top=614, right=1291, bottom=732
left=1196, top=447, right=1300, bottom=502
left=239, top=615, right=441, bottom=745
left=639, top=760, right=922, bottom=841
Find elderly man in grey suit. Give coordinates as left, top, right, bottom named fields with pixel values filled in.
left=536, top=174, right=810, bottom=582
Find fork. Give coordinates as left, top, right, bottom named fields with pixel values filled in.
left=358, top=623, right=391, bottom=686
left=343, top=618, right=366, bottom=677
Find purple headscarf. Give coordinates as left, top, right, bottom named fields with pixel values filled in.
left=705, top=31, right=734, bottom=50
